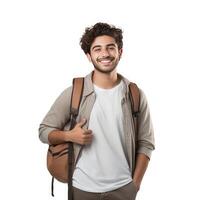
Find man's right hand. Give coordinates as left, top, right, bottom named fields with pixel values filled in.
left=69, top=118, right=93, bottom=145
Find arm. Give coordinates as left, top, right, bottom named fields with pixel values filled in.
left=48, top=118, right=93, bottom=145
left=132, top=153, right=149, bottom=191
left=132, top=89, right=155, bottom=190
left=38, top=85, right=93, bottom=145
left=48, top=130, right=72, bottom=145
left=38, top=87, right=72, bottom=144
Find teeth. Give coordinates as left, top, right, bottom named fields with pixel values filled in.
left=100, top=60, right=111, bottom=63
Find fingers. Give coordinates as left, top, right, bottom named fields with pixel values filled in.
left=75, top=118, right=93, bottom=145
left=83, top=129, right=92, bottom=135
left=83, top=131, right=93, bottom=138
left=82, top=129, right=93, bottom=144
left=83, top=133, right=93, bottom=144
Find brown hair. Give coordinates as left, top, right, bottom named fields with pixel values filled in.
left=80, top=22, right=123, bottom=54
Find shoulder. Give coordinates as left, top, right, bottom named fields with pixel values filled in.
left=52, top=85, right=73, bottom=106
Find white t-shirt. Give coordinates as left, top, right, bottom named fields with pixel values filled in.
left=72, top=80, right=132, bottom=192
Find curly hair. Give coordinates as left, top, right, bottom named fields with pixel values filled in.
left=80, top=22, right=123, bottom=54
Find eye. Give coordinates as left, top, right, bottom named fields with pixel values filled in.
left=94, top=48, right=101, bottom=52
left=108, top=47, right=115, bottom=50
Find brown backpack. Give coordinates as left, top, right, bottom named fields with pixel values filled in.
left=46, top=77, right=140, bottom=199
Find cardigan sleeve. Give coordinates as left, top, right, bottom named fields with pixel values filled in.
left=38, top=86, right=72, bottom=144
left=136, top=89, right=155, bottom=159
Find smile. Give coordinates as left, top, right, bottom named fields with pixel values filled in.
left=99, top=60, right=112, bottom=64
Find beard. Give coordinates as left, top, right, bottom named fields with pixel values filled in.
left=90, top=56, right=120, bottom=74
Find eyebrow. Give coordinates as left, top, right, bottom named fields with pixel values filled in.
left=91, top=43, right=117, bottom=50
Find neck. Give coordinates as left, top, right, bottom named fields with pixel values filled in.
left=92, top=69, right=121, bottom=89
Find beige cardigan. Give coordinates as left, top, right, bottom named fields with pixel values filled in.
left=39, top=71, right=155, bottom=176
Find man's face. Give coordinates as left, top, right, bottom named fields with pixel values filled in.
left=87, top=35, right=122, bottom=74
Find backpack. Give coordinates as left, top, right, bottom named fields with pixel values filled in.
left=46, top=77, right=140, bottom=199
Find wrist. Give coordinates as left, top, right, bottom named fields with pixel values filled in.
left=64, top=130, right=72, bottom=142
left=133, top=180, right=140, bottom=191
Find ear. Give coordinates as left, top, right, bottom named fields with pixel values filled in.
left=119, top=48, right=123, bottom=59
left=86, top=53, right=92, bottom=62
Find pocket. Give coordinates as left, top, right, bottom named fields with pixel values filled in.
left=131, top=181, right=139, bottom=200
left=132, top=181, right=139, bottom=193
left=132, top=181, right=138, bottom=196
left=115, top=182, right=137, bottom=200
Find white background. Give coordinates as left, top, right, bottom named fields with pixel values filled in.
left=0, top=0, right=200, bottom=199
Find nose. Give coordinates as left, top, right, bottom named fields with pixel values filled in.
left=101, top=49, right=109, bottom=57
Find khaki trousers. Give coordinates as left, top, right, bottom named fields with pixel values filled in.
left=72, top=181, right=138, bottom=200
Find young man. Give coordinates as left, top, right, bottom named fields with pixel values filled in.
left=39, top=22, right=155, bottom=200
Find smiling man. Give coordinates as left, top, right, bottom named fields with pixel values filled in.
left=88, top=35, right=121, bottom=73
left=39, top=22, right=155, bottom=200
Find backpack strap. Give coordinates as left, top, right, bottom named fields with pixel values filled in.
left=129, top=82, right=140, bottom=145
left=68, top=77, right=84, bottom=200
left=70, top=78, right=85, bottom=117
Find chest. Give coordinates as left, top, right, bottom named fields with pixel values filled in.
left=92, top=91, right=123, bottom=120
